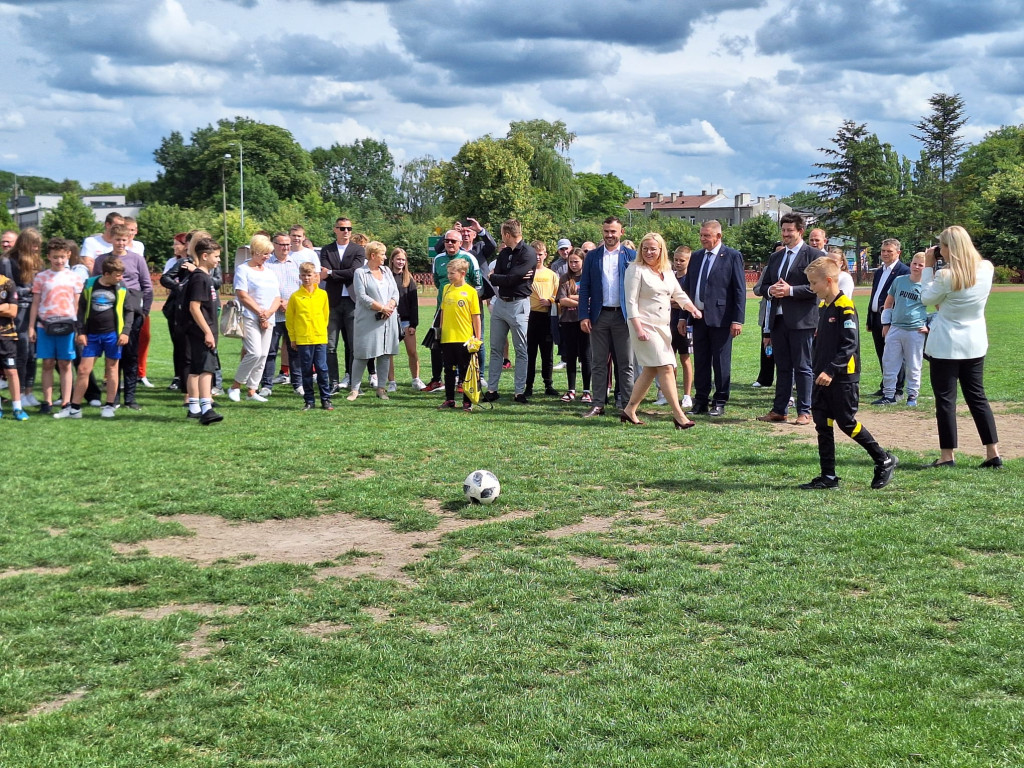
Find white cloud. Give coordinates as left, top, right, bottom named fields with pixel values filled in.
left=91, top=55, right=226, bottom=95
left=0, top=111, right=27, bottom=130
left=145, top=0, right=239, bottom=63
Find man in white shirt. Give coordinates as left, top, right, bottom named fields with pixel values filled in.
left=80, top=212, right=125, bottom=261
left=866, top=238, right=909, bottom=397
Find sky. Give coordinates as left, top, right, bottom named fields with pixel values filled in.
left=2, top=0, right=1023, bottom=202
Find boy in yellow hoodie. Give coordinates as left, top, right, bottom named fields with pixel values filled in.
left=286, top=261, right=332, bottom=410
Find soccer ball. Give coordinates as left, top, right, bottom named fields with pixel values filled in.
left=463, top=470, right=501, bottom=505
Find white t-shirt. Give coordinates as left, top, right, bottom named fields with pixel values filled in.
left=81, top=234, right=113, bottom=261
left=289, top=248, right=320, bottom=271
left=233, top=261, right=281, bottom=320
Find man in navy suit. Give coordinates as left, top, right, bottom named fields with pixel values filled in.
left=682, top=220, right=745, bottom=416
left=319, top=217, right=366, bottom=392
left=577, top=216, right=636, bottom=417
left=866, top=238, right=910, bottom=397
left=753, top=212, right=824, bottom=425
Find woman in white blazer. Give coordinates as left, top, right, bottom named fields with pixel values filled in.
left=921, top=226, right=1001, bottom=468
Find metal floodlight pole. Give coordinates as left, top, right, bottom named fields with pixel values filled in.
left=237, top=142, right=244, bottom=232
left=221, top=154, right=230, bottom=256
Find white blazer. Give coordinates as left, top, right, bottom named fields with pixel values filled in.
left=920, top=261, right=993, bottom=360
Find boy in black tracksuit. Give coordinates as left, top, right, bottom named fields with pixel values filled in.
left=801, top=257, right=898, bottom=490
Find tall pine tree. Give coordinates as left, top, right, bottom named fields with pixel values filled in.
left=912, top=93, right=967, bottom=234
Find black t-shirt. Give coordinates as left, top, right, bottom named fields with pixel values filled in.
left=184, top=270, right=219, bottom=339
left=85, top=282, right=119, bottom=335
left=0, top=276, right=17, bottom=339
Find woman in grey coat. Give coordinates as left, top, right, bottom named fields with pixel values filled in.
left=347, top=241, right=400, bottom=401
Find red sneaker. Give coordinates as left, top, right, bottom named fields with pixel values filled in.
left=423, top=380, right=443, bottom=392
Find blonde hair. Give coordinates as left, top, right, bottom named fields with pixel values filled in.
left=299, top=261, right=318, bottom=276
left=249, top=234, right=273, bottom=258
left=938, top=225, right=981, bottom=291
left=827, top=246, right=850, bottom=272
left=805, top=256, right=838, bottom=281
left=391, top=247, right=412, bottom=289
left=187, top=230, right=213, bottom=260
left=638, top=233, right=670, bottom=273
left=446, top=257, right=469, bottom=275
left=365, top=240, right=386, bottom=261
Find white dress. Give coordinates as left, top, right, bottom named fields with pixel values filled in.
left=624, top=263, right=690, bottom=367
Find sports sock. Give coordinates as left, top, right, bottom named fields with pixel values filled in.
left=200, top=398, right=212, bottom=414
left=188, top=397, right=201, bottom=414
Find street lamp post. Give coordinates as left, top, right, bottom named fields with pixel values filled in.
left=221, top=154, right=230, bottom=256
left=237, top=142, right=244, bottom=232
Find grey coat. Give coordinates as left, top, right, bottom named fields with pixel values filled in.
left=352, top=265, right=400, bottom=359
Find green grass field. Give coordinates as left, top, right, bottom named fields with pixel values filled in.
left=1, top=292, right=1021, bottom=767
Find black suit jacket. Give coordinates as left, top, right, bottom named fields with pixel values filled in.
left=682, top=245, right=746, bottom=328
left=752, top=243, right=823, bottom=331
left=866, top=260, right=910, bottom=331
left=319, top=241, right=366, bottom=306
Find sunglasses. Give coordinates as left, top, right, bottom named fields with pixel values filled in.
left=444, top=239, right=460, bottom=244
left=335, top=226, right=352, bottom=231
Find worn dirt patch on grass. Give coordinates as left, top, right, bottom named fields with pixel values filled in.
left=685, top=542, right=736, bottom=554
left=26, top=688, right=88, bottom=718
left=112, top=509, right=534, bottom=585
left=109, top=603, right=246, bottom=620
left=968, top=593, right=1014, bottom=610
left=298, top=620, right=353, bottom=639
left=696, top=563, right=723, bottom=572
left=363, top=606, right=391, bottom=622
left=0, top=566, right=71, bottom=580
left=542, top=510, right=665, bottom=541
left=569, top=555, right=619, bottom=571
left=695, top=514, right=726, bottom=528
left=762, top=405, right=1024, bottom=459
left=180, top=624, right=224, bottom=660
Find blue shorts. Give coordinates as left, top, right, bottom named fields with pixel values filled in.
left=82, top=332, right=123, bottom=360
left=35, top=325, right=76, bottom=361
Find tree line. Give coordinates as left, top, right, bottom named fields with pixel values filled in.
left=5, top=103, right=1022, bottom=275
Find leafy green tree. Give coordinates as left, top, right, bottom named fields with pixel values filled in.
left=227, top=171, right=280, bottom=221
left=781, top=190, right=820, bottom=211
left=729, top=214, right=780, bottom=264
left=136, top=203, right=205, bottom=266
left=912, top=92, right=967, bottom=231
left=398, top=156, right=442, bottom=221
left=507, top=119, right=580, bottom=219
left=40, top=193, right=97, bottom=243
left=85, top=181, right=125, bottom=195
left=575, top=172, right=634, bottom=219
left=953, top=125, right=1024, bottom=232
left=152, top=118, right=318, bottom=211
left=310, top=138, right=400, bottom=217
left=812, top=120, right=892, bottom=263
left=979, top=164, right=1024, bottom=268
left=437, top=135, right=536, bottom=230
left=0, top=171, right=64, bottom=197
left=124, top=180, right=155, bottom=204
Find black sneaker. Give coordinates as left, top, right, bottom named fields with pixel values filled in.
left=187, top=410, right=201, bottom=419
left=798, top=476, right=840, bottom=490
left=199, top=409, right=223, bottom=425
left=39, top=402, right=52, bottom=415
left=124, top=401, right=143, bottom=411
left=168, top=377, right=181, bottom=391
left=482, top=391, right=499, bottom=403
left=302, top=402, right=315, bottom=410
left=544, top=386, right=560, bottom=396
left=322, top=401, right=334, bottom=411
left=871, top=396, right=897, bottom=405
left=871, top=453, right=899, bottom=489
left=513, top=393, right=529, bottom=404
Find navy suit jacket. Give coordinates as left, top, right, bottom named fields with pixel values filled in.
left=866, top=260, right=910, bottom=331
left=682, top=245, right=746, bottom=328
left=752, top=242, right=823, bottom=331
left=319, top=241, right=366, bottom=306
left=577, top=243, right=637, bottom=325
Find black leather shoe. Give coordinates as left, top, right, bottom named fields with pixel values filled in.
left=708, top=404, right=725, bottom=417
left=979, top=456, right=1004, bottom=469
left=482, top=391, right=499, bottom=403
left=686, top=405, right=710, bottom=415
left=513, top=393, right=529, bottom=404
left=581, top=406, right=605, bottom=418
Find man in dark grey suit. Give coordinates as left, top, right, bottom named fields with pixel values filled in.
left=866, top=238, right=910, bottom=397
left=682, top=220, right=746, bottom=416
left=319, top=217, right=366, bottom=392
left=753, top=212, right=824, bottom=425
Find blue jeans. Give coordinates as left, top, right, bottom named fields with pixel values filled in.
left=296, top=344, right=331, bottom=405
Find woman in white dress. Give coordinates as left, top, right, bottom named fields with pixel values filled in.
left=621, top=233, right=703, bottom=429
left=347, top=241, right=400, bottom=401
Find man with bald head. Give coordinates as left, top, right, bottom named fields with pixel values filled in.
left=807, top=228, right=828, bottom=252
left=1, top=231, right=16, bottom=253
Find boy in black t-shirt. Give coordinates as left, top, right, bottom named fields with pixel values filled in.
left=62, top=258, right=136, bottom=419
left=1, top=273, right=28, bottom=420
left=799, top=257, right=898, bottom=490
left=184, top=238, right=223, bottom=424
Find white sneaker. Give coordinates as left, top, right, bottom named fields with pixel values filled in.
left=411, top=377, right=426, bottom=391
left=654, top=392, right=669, bottom=406
left=88, top=399, right=102, bottom=407
left=228, top=387, right=241, bottom=402
left=386, top=380, right=398, bottom=393
left=257, top=386, right=272, bottom=398
left=140, top=376, right=155, bottom=388
left=338, top=375, right=351, bottom=389
left=53, top=406, right=80, bottom=419
left=369, top=373, right=378, bottom=388
left=272, top=373, right=289, bottom=385
left=22, top=392, right=39, bottom=407
left=480, top=376, right=487, bottom=389
left=211, top=386, right=225, bottom=397
left=100, top=405, right=116, bottom=418
left=0, top=378, right=7, bottom=390
left=553, top=361, right=567, bottom=371
left=788, top=396, right=795, bottom=409
left=247, top=391, right=268, bottom=402
left=751, top=381, right=763, bottom=388
left=294, top=385, right=305, bottom=396
left=681, top=395, right=693, bottom=409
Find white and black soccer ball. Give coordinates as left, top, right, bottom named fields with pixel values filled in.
left=463, top=469, right=501, bottom=505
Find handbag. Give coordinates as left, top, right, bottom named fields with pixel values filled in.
left=42, top=316, right=77, bottom=336
left=420, top=290, right=445, bottom=351
left=220, top=297, right=244, bottom=339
